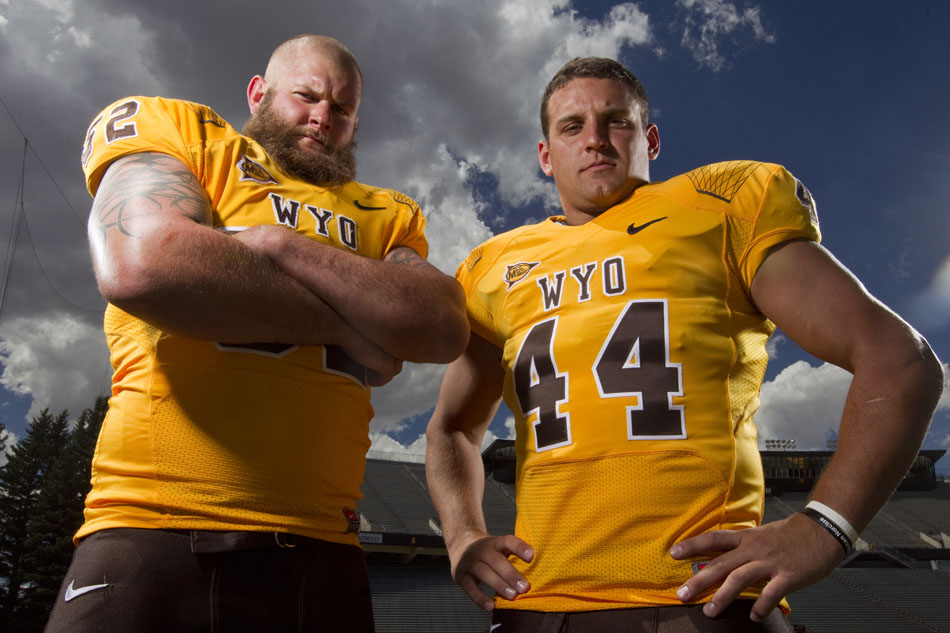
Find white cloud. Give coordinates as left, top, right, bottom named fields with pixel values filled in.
left=0, top=312, right=110, bottom=420
left=0, top=428, right=17, bottom=467
left=370, top=142, right=494, bottom=275
left=754, top=360, right=852, bottom=450
left=351, top=0, right=654, bottom=273
left=368, top=412, right=516, bottom=463
left=0, top=0, right=786, bottom=447
left=368, top=430, right=428, bottom=461
left=765, top=332, right=786, bottom=361
left=909, top=256, right=950, bottom=332
left=368, top=417, right=501, bottom=462
left=504, top=415, right=516, bottom=439
left=480, top=428, right=504, bottom=451
left=370, top=362, right=448, bottom=433
left=562, top=3, right=651, bottom=60
left=2, top=0, right=165, bottom=98
left=756, top=360, right=950, bottom=451
left=676, top=0, right=775, bottom=71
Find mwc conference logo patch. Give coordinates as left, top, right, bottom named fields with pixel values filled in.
left=237, top=155, right=278, bottom=185
left=504, top=261, right=540, bottom=291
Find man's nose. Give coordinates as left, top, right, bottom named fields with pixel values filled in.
left=584, top=120, right=610, bottom=150
left=309, top=101, right=332, bottom=129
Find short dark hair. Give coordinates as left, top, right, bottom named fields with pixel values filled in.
left=540, top=57, right=649, bottom=139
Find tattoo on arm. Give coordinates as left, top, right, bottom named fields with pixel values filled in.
left=90, top=153, right=212, bottom=244
left=385, top=246, right=429, bottom=268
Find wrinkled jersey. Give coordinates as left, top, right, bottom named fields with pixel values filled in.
left=78, top=96, right=428, bottom=545
left=458, top=161, right=819, bottom=610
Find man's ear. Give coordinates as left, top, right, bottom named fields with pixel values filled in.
left=646, top=124, right=660, bottom=160
left=538, top=139, right=554, bottom=177
left=247, top=75, right=266, bottom=115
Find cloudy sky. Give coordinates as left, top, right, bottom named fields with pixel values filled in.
left=1, top=0, right=948, bottom=472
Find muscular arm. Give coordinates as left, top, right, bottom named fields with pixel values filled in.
left=756, top=241, right=943, bottom=533
left=425, top=333, right=534, bottom=609
left=238, top=225, right=469, bottom=363
left=89, top=152, right=397, bottom=379
left=673, top=240, right=944, bottom=620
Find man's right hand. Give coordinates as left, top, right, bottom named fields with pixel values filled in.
left=358, top=350, right=402, bottom=387
left=450, top=533, right=534, bottom=611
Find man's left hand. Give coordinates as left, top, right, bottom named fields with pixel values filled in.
left=670, top=512, right=845, bottom=621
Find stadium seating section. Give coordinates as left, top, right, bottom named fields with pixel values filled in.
left=359, top=453, right=950, bottom=633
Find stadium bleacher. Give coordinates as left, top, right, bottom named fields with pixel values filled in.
left=787, top=569, right=950, bottom=633
left=359, top=461, right=438, bottom=535
left=358, top=446, right=950, bottom=633
left=369, top=556, right=487, bottom=633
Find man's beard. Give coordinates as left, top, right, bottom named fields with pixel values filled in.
left=242, top=95, right=357, bottom=187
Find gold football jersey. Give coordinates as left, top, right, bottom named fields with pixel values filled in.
left=458, top=161, right=820, bottom=611
left=78, top=97, right=428, bottom=545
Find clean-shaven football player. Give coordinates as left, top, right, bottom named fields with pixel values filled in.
left=426, top=56, right=943, bottom=633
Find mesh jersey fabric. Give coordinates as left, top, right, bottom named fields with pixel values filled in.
left=457, top=160, right=820, bottom=611
left=78, top=96, right=428, bottom=545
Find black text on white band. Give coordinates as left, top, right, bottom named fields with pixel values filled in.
left=801, top=507, right=853, bottom=553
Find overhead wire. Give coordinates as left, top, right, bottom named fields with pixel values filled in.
left=0, top=93, right=86, bottom=228
left=19, top=194, right=103, bottom=314
left=0, top=94, right=102, bottom=315
left=0, top=140, right=27, bottom=317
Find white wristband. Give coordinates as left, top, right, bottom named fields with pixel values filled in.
left=805, top=500, right=858, bottom=544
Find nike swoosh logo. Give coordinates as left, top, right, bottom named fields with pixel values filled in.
left=627, top=216, right=667, bottom=235
left=353, top=200, right=386, bottom=210
left=490, top=625, right=502, bottom=632
left=64, top=580, right=109, bottom=602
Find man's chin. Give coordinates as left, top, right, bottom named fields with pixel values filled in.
left=582, top=187, right=634, bottom=212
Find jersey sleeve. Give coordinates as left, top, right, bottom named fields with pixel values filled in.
left=80, top=97, right=197, bottom=197
left=737, top=164, right=821, bottom=288
left=383, top=190, right=429, bottom=259
left=456, top=244, right=498, bottom=344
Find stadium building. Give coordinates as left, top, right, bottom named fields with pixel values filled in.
left=359, top=441, right=950, bottom=633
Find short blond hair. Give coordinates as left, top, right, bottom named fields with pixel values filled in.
left=264, top=34, right=363, bottom=87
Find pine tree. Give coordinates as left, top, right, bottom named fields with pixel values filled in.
left=16, top=397, right=108, bottom=631
left=0, top=422, right=8, bottom=455
left=0, top=409, right=70, bottom=630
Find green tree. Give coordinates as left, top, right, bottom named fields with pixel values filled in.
left=0, top=409, right=70, bottom=630
left=17, top=397, right=108, bottom=631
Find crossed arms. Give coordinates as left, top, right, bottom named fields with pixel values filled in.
left=88, top=152, right=469, bottom=384
left=425, top=239, right=944, bottom=617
